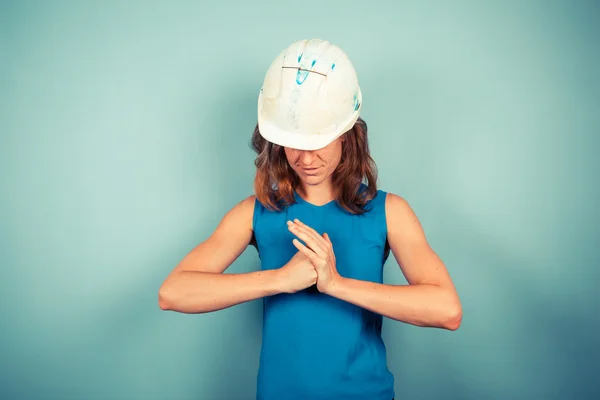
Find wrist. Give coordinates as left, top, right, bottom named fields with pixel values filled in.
left=268, top=268, right=287, bottom=295
left=324, top=275, right=346, bottom=297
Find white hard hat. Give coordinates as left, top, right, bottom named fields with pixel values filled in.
left=257, top=39, right=362, bottom=150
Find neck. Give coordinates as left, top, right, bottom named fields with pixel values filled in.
left=296, top=180, right=336, bottom=206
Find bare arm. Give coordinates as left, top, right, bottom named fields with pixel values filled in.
left=327, top=193, right=462, bottom=330
left=158, top=195, right=282, bottom=313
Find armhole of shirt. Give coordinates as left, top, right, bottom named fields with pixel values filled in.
left=378, top=190, right=391, bottom=263
left=378, top=190, right=389, bottom=237
left=251, top=196, right=260, bottom=232
left=250, top=196, right=261, bottom=255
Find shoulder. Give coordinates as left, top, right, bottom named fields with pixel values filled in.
left=232, top=194, right=257, bottom=213
left=240, top=194, right=257, bottom=208
left=383, top=191, right=409, bottom=210
left=383, top=192, right=423, bottom=235
left=222, top=195, right=257, bottom=231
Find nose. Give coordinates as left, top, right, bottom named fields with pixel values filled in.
left=299, top=150, right=316, bottom=166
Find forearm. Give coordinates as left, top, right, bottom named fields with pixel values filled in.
left=328, top=277, right=462, bottom=330
left=159, top=269, right=282, bottom=313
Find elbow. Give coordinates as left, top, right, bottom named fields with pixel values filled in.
left=442, top=302, right=462, bottom=331
left=158, top=284, right=174, bottom=311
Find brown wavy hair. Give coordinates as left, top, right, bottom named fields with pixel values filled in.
left=250, top=117, right=378, bottom=215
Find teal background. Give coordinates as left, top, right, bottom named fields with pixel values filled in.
left=1, top=1, right=599, bottom=399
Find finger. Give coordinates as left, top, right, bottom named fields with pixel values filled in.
left=288, top=222, right=327, bottom=256
left=322, top=233, right=336, bottom=262
left=291, top=219, right=329, bottom=250
left=293, top=218, right=322, bottom=239
left=292, top=239, right=320, bottom=264
left=289, top=228, right=326, bottom=257
left=322, top=232, right=334, bottom=251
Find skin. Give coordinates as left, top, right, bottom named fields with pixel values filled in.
left=158, top=135, right=462, bottom=330
left=283, top=135, right=344, bottom=206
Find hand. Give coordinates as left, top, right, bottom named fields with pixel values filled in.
left=277, top=250, right=318, bottom=294
left=287, top=218, right=341, bottom=294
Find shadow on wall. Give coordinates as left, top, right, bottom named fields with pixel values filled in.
left=190, top=81, right=264, bottom=400
left=384, top=203, right=599, bottom=400
left=82, top=81, right=266, bottom=400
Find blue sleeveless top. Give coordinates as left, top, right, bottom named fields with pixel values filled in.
left=252, top=185, right=395, bottom=400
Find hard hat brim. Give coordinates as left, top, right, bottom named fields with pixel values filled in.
left=257, top=88, right=362, bottom=151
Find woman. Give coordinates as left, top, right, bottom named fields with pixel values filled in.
left=159, top=39, right=462, bottom=400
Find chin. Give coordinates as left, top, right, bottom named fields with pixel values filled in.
left=302, top=175, right=327, bottom=185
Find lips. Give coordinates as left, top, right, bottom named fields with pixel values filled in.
left=302, top=167, right=320, bottom=175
